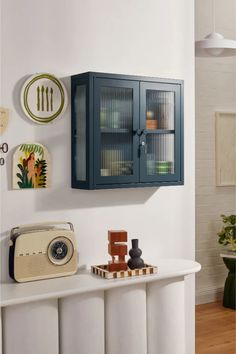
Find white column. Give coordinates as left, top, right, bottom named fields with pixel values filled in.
left=147, top=277, right=186, bottom=354
left=0, top=308, right=2, bottom=354
left=185, top=274, right=195, bottom=354
left=59, top=291, right=104, bottom=354
left=2, top=299, right=59, bottom=354
left=105, top=283, right=147, bottom=354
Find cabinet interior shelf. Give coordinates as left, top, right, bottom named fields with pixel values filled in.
left=100, top=128, right=131, bottom=133
left=144, top=129, right=175, bottom=134
left=99, top=129, right=175, bottom=134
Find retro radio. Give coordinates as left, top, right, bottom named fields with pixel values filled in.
left=9, top=221, right=77, bottom=282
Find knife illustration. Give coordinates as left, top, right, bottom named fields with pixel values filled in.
left=41, top=85, right=44, bottom=111
left=46, top=87, right=49, bottom=112
left=37, top=86, right=40, bottom=111
left=50, top=87, right=53, bottom=111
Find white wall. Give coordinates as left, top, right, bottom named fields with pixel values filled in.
left=195, top=0, right=236, bottom=304
left=0, top=0, right=195, bottom=351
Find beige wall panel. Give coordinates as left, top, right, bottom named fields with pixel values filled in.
left=216, top=113, right=236, bottom=186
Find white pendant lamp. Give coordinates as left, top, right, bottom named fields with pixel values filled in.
left=195, top=0, right=236, bottom=57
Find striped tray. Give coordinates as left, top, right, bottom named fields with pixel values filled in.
left=91, top=264, right=158, bottom=280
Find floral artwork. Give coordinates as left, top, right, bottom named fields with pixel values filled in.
left=13, top=143, right=50, bottom=189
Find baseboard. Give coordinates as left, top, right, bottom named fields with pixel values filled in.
left=196, top=287, right=224, bottom=305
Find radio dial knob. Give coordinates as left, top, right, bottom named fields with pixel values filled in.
left=48, top=237, right=74, bottom=266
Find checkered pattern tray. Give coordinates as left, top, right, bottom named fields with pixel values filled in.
left=91, top=264, right=158, bottom=279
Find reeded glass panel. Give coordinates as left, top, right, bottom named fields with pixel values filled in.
left=100, top=86, right=133, bottom=177
left=146, top=90, right=174, bottom=130
left=146, top=134, right=175, bottom=175
left=75, top=85, right=86, bottom=181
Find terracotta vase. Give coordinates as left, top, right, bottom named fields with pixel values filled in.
left=127, top=239, right=144, bottom=270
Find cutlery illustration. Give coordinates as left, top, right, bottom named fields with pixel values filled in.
left=37, top=86, right=40, bottom=111
left=50, top=87, right=53, bottom=111
left=46, top=87, right=49, bottom=111
left=41, top=85, right=44, bottom=111
left=35, top=83, right=55, bottom=112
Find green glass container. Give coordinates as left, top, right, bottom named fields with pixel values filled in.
left=156, top=161, right=171, bottom=174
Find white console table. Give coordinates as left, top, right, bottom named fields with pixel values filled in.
left=0, top=259, right=200, bottom=354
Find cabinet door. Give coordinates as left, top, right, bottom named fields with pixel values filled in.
left=94, top=78, right=139, bottom=185
left=71, top=78, right=89, bottom=189
left=140, top=82, right=183, bottom=183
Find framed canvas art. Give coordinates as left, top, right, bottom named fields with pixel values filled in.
left=13, top=143, right=51, bottom=189
left=215, top=112, right=236, bottom=186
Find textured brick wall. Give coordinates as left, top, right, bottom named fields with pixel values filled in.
left=195, top=0, right=236, bottom=303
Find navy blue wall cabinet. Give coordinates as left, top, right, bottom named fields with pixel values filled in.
left=71, top=72, right=184, bottom=190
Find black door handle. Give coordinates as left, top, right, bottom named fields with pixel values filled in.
left=133, top=129, right=146, bottom=136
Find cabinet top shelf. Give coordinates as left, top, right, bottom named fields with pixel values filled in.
left=71, top=71, right=184, bottom=86
left=0, top=259, right=200, bottom=308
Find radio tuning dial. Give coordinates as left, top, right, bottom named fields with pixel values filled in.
left=48, top=237, right=73, bottom=265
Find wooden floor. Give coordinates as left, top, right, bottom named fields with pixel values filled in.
left=196, top=301, right=236, bottom=354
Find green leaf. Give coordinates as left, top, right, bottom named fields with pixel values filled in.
left=17, top=163, right=24, bottom=172
left=16, top=173, right=23, bottom=181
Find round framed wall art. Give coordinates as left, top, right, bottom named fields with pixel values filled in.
left=21, top=73, right=68, bottom=124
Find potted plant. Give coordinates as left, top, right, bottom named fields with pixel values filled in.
left=217, top=214, right=236, bottom=252
left=217, top=214, right=236, bottom=310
